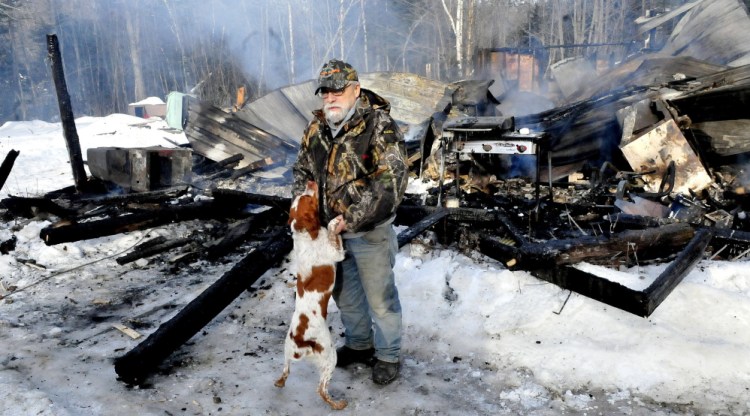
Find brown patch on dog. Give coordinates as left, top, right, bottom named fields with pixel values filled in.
left=288, top=183, right=321, bottom=240
left=291, top=313, right=323, bottom=353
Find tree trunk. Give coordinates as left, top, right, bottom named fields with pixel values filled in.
left=287, top=2, right=295, bottom=84
left=125, top=2, right=145, bottom=101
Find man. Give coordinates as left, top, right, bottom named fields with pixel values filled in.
left=291, top=59, right=408, bottom=385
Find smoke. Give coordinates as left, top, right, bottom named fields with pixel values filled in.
left=0, top=0, right=423, bottom=123
left=186, top=0, right=418, bottom=93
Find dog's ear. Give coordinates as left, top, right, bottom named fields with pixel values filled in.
left=288, top=198, right=297, bottom=225
left=305, top=212, right=320, bottom=239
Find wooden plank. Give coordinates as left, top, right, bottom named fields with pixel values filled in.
left=112, top=324, right=142, bottom=340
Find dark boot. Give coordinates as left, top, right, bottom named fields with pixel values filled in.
left=336, top=346, right=375, bottom=368
left=372, top=359, right=399, bottom=385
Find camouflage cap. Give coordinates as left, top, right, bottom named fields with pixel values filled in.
left=315, top=59, right=358, bottom=94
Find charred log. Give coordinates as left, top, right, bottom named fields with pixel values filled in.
left=396, top=207, right=448, bottom=248
left=205, top=208, right=287, bottom=259
left=114, top=226, right=292, bottom=385
left=211, top=188, right=291, bottom=212
left=229, top=157, right=276, bottom=180
left=39, top=201, right=243, bottom=245
left=1, top=196, right=79, bottom=219
left=116, top=237, right=192, bottom=265
left=0, top=150, right=19, bottom=193
left=76, top=186, right=189, bottom=206
left=517, top=222, right=695, bottom=268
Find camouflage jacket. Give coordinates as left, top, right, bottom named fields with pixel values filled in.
left=292, top=89, right=408, bottom=233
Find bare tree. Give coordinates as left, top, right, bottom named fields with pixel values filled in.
left=441, top=0, right=464, bottom=76
left=124, top=0, right=145, bottom=100
left=287, top=2, right=295, bottom=83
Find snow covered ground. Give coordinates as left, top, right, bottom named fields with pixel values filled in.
left=1, top=115, right=749, bottom=415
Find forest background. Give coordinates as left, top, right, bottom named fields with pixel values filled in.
left=2, top=0, right=749, bottom=125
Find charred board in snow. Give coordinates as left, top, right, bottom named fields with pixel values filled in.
left=114, top=226, right=293, bottom=385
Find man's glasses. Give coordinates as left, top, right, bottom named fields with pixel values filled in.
left=317, top=84, right=351, bottom=98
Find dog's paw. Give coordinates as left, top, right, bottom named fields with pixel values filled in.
left=327, top=217, right=340, bottom=233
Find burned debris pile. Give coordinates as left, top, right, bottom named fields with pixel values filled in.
left=408, top=58, right=750, bottom=318
left=2, top=0, right=750, bottom=385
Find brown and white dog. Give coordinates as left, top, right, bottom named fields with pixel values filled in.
left=274, top=180, right=347, bottom=410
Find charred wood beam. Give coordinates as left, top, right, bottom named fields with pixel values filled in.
left=205, top=208, right=287, bottom=259
left=114, top=226, right=292, bottom=385
left=39, top=201, right=243, bottom=245
left=516, top=222, right=695, bottom=268
left=74, top=186, right=189, bottom=206
left=395, top=204, right=497, bottom=225
left=493, top=210, right=530, bottom=245
left=214, top=153, right=244, bottom=169
left=518, top=229, right=711, bottom=317
left=478, top=234, right=520, bottom=268
left=534, top=266, right=649, bottom=316
left=1, top=196, right=79, bottom=219
left=0, top=149, right=20, bottom=193
left=131, top=236, right=168, bottom=252
left=396, top=207, right=448, bottom=248
left=211, top=188, right=292, bottom=213
left=642, top=229, right=713, bottom=315
left=607, top=213, right=750, bottom=248
left=229, top=157, right=276, bottom=180
left=47, top=34, right=88, bottom=192
left=116, top=237, right=192, bottom=265
left=206, top=191, right=501, bottom=228
left=203, top=154, right=245, bottom=180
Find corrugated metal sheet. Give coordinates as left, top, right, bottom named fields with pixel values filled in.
left=185, top=100, right=294, bottom=168
left=660, top=0, right=750, bottom=67
left=237, top=72, right=451, bottom=144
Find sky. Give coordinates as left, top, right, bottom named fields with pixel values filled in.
left=1, top=115, right=749, bottom=415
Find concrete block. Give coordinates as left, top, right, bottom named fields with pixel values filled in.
left=87, top=146, right=192, bottom=192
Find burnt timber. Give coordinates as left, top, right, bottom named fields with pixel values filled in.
left=114, top=226, right=293, bottom=385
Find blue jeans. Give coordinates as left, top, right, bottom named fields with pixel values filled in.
left=333, top=222, right=402, bottom=363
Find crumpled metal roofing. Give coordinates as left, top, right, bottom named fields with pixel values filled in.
left=236, top=72, right=452, bottom=144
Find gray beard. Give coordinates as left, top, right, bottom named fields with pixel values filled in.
left=324, top=107, right=345, bottom=126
